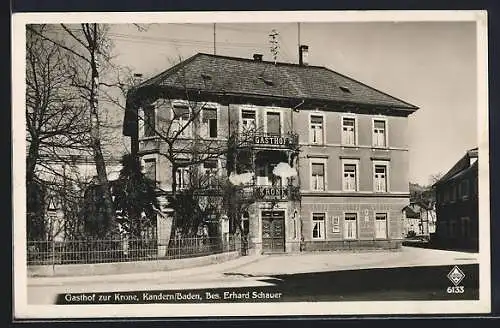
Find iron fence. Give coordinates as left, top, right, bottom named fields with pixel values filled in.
left=27, top=235, right=241, bottom=266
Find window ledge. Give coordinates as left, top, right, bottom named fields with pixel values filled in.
left=140, top=136, right=160, bottom=141
left=306, top=154, right=329, bottom=158
left=339, top=155, right=360, bottom=160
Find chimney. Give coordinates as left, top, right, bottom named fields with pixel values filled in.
left=133, top=73, right=143, bottom=86
left=253, top=54, right=263, bottom=61
left=299, top=45, right=309, bottom=66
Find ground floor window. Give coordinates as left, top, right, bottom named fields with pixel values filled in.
left=312, top=213, right=326, bottom=240
left=344, top=213, right=357, bottom=240
left=449, top=219, right=457, bottom=238
left=375, top=213, right=388, bottom=239
left=242, top=211, right=250, bottom=235
left=332, top=216, right=340, bottom=233
left=439, top=221, right=448, bottom=238
left=291, top=210, right=298, bottom=239
left=461, top=217, right=471, bottom=239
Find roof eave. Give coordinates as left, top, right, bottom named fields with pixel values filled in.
left=129, top=85, right=418, bottom=113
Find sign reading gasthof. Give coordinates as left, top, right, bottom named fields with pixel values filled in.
left=253, top=135, right=293, bottom=146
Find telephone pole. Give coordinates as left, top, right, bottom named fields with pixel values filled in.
left=213, top=23, right=216, bottom=55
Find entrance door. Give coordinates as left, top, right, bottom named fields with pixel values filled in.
left=261, top=210, right=285, bottom=253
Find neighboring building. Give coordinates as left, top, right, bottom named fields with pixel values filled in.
left=402, top=201, right=436, bottom=238
left=31, top=154, right=122, bottom=241
left=123, top=49, right=419, bottom=254
left=433, top=148, right=479, bottom=251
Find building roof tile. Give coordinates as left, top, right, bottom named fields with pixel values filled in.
left=135, top=53, right=419, bottom=111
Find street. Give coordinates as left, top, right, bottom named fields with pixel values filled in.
left=28, top=246, right=479, bottom=304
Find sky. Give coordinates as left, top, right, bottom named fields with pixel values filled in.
left=106, top=20, right=478, bottom=186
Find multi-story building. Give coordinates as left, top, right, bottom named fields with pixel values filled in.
left=28, top=154, right=123, bottom=241
left=433, top=147, right=479, bottom=251
left=123, top=49, right=419, bottom=254
left=403, top=201, right=437, bottom=238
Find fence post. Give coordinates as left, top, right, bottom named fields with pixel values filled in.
left=51, top=239, right=56, bottom=272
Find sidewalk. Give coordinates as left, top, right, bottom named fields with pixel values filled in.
left=222, top=246, right=479, bottom=276
left=29, top=246, right=478, bottom=287
left=28, top=254, right=263, bottom=287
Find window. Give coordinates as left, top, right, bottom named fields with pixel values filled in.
left=461, top=217, right=470, bottom=239
left=460, top=179, right=470, bottom=199
left=173, top=105, right=191, bottom=138
left=242, top=211, right=250, bottom=235
left=332, top=216, right=340, bottom=233
left=373, top=119, right=386, bottom=147
left=312, top=213, right=325, bottom=239
left=266, top=112, right=281, bottom=136
left=449, top=219, right=457, bottom=238
left=340, top=86, right=351, bottom=93
left=450, top=184, right=457, bottom=202
left=443, top=188, right=450, bottom=203
left=344, top=213, right=357, bottom=240
left=375, top=213, right=388, bottom=239
left=202, top=108, right=217, bottom=138
left=291, top=210, right=298, bottom=239
left=143, top=158, right=156, bottom=181
left=144, top=105, right=156, bottom=137
left=255, top=164, right=269, bottom=185
left=374, top=165, right=387, bottom=192
left=241, top=110, right=256, bottom=133
left=310, top=115, right=324, bottom=144
left=176, top=164, right=190, bottom=190
left=343, top=163, right=357, bottom=191
left=202, top=160, right=218, bottom=188
left=311, top=162, right=325, bottom=191
left=342, top=117, right=356, bottom=145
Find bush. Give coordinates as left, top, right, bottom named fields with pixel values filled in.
left=406, top=230, right=417, bottom=238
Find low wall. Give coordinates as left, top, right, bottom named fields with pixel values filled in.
left=303, top=240, right=402, bottom=252
left=28, top=251, right=240, bottom=277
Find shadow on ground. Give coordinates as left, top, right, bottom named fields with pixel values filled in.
left=402, top=241, right=478, bottom=253
left=252, top=264, right=479, bottom=301
left=55, top=264, right=479, bottom=304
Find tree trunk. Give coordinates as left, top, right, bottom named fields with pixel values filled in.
left=169, top=159, right=178, bottom=243
left=88, top=28, right=115, bottom=236
left=26, top=140, right=39, bottom=185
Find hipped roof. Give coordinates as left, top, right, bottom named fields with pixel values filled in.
left=124, top=53, right=419, bottom=136
left=137, top=53, right=418, bottom=109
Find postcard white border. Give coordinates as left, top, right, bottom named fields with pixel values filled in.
left=12, top=10, right=491, bottom=319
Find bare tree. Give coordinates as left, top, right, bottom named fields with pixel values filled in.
left=27, top=23, right=125, bottom=235
left=429, top=172, right=444, bottom=186
left=127, top=58, right=265, bottom=240
left=26, top=25, right=91, bottom=240
left=26, top=25, right=90, bottom=185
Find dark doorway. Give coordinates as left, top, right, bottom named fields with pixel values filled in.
left=262, top=210, right=285, bottom=253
